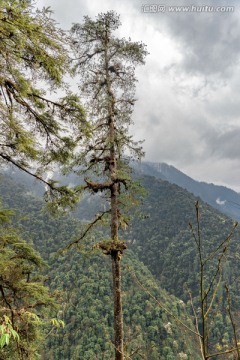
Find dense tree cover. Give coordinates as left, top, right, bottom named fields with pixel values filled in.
left=0, top=173, right=80, bottom=258
left=0, top=172, right=201, bottom=359
left=128, top=176, right=238, bottom=298
left=3, top=170, right=240, bottom=357
left=0, top=0, right=87, bottom=206
left=3, top=169, right=240, bottom=358
left=0, top=200, right=61, bottom=360
left=132, top=160, right=240, bottom=221
left=188, top=202, right=239, bottom=359
left=128, top=175, right=240, bottom=357
left=43, top=250, right=199, bottom=360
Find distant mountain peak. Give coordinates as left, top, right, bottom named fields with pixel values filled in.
left=132, top=160, right=240, bottom=220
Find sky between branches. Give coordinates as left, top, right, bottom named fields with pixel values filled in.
left=37, top=0, right=240, bottom=192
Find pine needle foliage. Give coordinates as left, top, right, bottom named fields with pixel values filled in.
left=67, top=11, right=148, bottom=359
left=0, top=0, right=89, bottom=207
left=0, top=201, right=59, bottom=359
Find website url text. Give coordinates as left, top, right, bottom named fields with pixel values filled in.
left=141, top=4, right=235, bottom=13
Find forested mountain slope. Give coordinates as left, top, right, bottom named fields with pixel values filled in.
left=129, top=175, right=240, bottom=302
left=2, top=170, right=240, bottom=358
left=133, top=161, right=240, bottom=220
left=2, top=169, right=239, bottom=305
left=6, top=159, right=240, bottom=222
left=42, top=250, right=198, bottom=359
left=0, top=173, right=200, bottom=359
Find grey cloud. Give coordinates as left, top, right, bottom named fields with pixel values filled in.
left=35, top=0, right=240, bottom=191
left=207, top=128, right=240, bottom=159
left=136, top=0, right=240, bottom=76
left=174, top=14, right=240, bottom=76
left=37, top=0, right=89, bottom=29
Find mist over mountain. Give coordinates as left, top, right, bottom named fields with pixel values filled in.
left=5, top=160, right=240, bottom=221
left=132, top=161, right=240, bottom=220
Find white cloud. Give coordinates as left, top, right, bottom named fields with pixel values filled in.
left=216, top=198, right=226, bottom=206
left=36, top=0, right=240, bottom=192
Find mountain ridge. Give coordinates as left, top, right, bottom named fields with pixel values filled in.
left=132, top=161, right=240, bottom=220
left=4, top=160, right=240, bottom=220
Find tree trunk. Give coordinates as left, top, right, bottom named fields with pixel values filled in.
left=111, top=250, right=124, bottom=360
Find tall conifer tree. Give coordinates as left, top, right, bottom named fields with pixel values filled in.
left=69, top=12, right=147, bottom=359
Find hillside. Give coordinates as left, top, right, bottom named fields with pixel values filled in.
left=1, top=170, right=240, bottom=358
left=5, top=160, right=240, bottom=221
left=128, top=175, right=240, bottom=301
left=132, top=161, right=240, bottom=220
left=42, top=249, right=199, bottom=359
left=0, top=173, right=200, bottom=359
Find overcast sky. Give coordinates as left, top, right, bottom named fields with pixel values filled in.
left=37, top=0, right=240, bottom=191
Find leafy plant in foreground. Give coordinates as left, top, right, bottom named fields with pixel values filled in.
left=0, top=201, right=61, bottom=359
